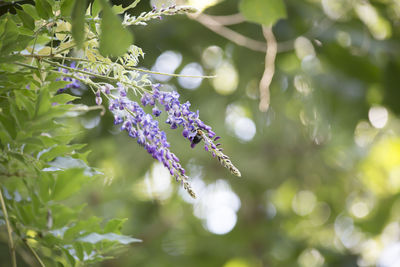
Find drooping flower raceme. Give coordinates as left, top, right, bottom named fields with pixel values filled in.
left=103, top=83, right=196, bottom=198
left=141, top=85, right=241, bottom=177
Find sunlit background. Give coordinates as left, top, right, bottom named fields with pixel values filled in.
left=60, top=0, right=400, bottom=266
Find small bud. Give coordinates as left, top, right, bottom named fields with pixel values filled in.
left=95, top=96, right=102, bottom=105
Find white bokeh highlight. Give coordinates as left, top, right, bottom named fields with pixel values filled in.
left=368, top=106, right=388, bottom=129
left=178, top=62, right=203, bottom=90
left=151, top=51, right=182, bottom=82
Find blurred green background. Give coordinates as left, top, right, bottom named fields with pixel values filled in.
left=39, top=0, right=400, bottom=266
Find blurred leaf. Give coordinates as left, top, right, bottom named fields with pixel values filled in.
left=99, top=0, right=133, bottom=57
left=71, top=0, right=87, bottom=48
left=239, top=0, right=287, bottom=26
left=104, top=218, right=128, bottom=234
left=60, top=0, right=75, bottom=17
left=14, top=90, right=36, bottom=117
left=35, top=85, right=51, bottom=116
left=43, top=156, right=102, bottom=177
left=16, top=9, right=35, bottom=30
left=38, top=144, right=86, bottom=162
left=111, top=0, right=141, bottom=15
left=0, top=16, right=19, bottom=55
left=22, top=4, right=40, bottom=20
left=52, top=93, right=80, bottom=104
left=78, top=233, right=141, bottom=244
left=64, top=217, right=102, bottom=240
left=52, top=168, right=87, bottom=201
left=91, top=0, right=102, bottom=17
left=35, top=0, right=53, bottom=20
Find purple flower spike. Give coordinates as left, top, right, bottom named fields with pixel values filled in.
left=152, top=107, right=161, bottom=116
left=105, top=83, right=196, bottom=198
left=56, top=62, right=82, bottom=93
left=182, top=129, right=189, bottom=138
left=144, top=85, right=216, bottom=149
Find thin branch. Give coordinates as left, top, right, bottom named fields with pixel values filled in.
left=22, top=238, right=45, bottom=267
left=0, top=188, right=17, bottom=267
left=23, top=54, right=216, bottom=79
left=190, top=13, right=267, bottom=52
left=259, top=26, right=277, bottom=112
left=203, top=13, right=245, bottom=25
left=125, top=66, right=216, bottom=79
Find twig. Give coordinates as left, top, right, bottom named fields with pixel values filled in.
left=259, top=26, right=277, bottom=112
left=190, top=13, right=267, bottom=52
left=22, top=54, right=216, bottom=79
left=0, top=188, right=17, bottom=267
left=203, top=13, right=245, bottom=25
left=22, top=238, right=45, bottom=267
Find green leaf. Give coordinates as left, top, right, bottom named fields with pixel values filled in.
left=239, top=0, right=287, bottom=26
left=50, top=204, right=85, bottom=228
left=60, top=0, right=75, bottom=17
left=64, top=217, right=102, bottom=240
left=0, top=16, right=19, bottom=55
left=104, top=218, right=128, bottom=234
left=73, top=243, right=84, bottom=261
left=77, top=233, right=142, bottom=244
left=43, top=156, right=102, bottom=177
left=16, top=9, right=35, bottom=30
left=111, top=0, right=142, bottom=15
left=91, top=0, right=102, bottom=17
left=52, top=168, right=87, bottom=201
left=15, top=34, right=34, bottom=51
left=112, top=0, right=140, bottom=14
left=71, top=0, right=87, bottom=48
left=99, top=0, right=133, bottom=57
left=38, top=144, right=86, bottom=162
left=0, top=54, right=25, bottom=63
left=22, top=4, right=40, bottom=20
left=35, top=0, right=53, bottom=20
left=52, top=94, right=80, bottom=104
left=35, top=85, right=51, bottom=117
left=14, top=90, right=36, bottom=117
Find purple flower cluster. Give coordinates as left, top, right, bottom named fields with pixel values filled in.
left=56, top=62, right=81, bottom=93
left=141, top=84, right=218, bottom=148
left=103, top=83, right=196, bottom=198
left=141, top=84, right=241, bottom=177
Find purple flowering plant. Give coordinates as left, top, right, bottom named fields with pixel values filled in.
left=43, top=4, right=240, bottom=199
left=96, top=81, right=241, bottom=198
left=0, top=2, right=244, bottom=266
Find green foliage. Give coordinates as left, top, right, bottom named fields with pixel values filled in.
left=239, top=0, right=286, bottom=26
left=35, top=0, right=52, bottom=20
left=99, top=0, right=134, bottom=57
left=0, top=0, right=153, bottom=265
left=2, top=0, right=400, bottom=266
left=71, top=0, right=87, bottom=48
